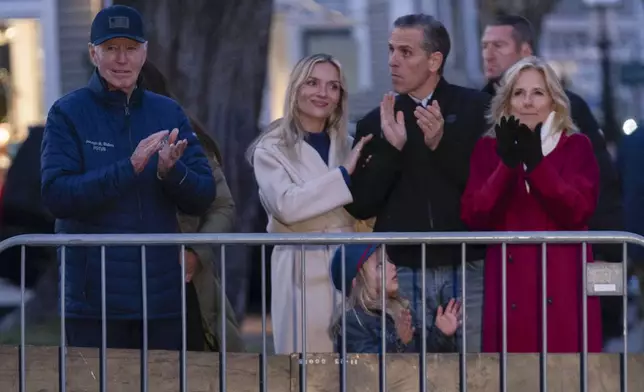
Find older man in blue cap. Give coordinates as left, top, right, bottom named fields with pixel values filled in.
left=40, top=5, right=216, bottom=350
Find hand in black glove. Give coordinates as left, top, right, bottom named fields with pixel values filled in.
left=516, top=122, right=543, bottom=172
left=494, top=115, right=521, bottom=168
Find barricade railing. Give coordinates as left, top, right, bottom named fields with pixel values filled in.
left=0, top=230, right=641, bottom=392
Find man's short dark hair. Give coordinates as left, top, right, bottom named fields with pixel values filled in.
left=393, top=14, right=451, bottom=74
left=490, top=14, right=535, bottom=51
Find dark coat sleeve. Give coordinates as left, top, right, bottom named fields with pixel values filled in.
left=158, top=106, right=217, bottom=215
left=568, top=91, right=623, bottom=261
left=341, top=310, right=403, bottom=353
left=419, top=325, right=457, bottom=353
left=0, top=126, right=55, bottom=288
left=344, top=115, right=402, bottom=220
left=617, top=130, right=644, bottom=261
left=40, top=104, right=139, bottom=219
left=431, top=91, right=492, bottom=191
left=2, top=126, right=53, bottom=229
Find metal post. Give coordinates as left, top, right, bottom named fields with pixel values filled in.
left=220, top=246, right=227, bottom=391
left=460, top=243, right=468, bottom=392
left=141, top=246, right=148, bottom=392
left=260, top=245, right=268, bottom=392
left=180, top=246, right=187, bottom=392
left=341, top=245, right=347, bottom=392
left=59, top=247, right=67, bottom=392
left=380, top=244, right=387, bottom=392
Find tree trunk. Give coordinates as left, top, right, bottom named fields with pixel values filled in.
left=478, top=0, right=561, bottom=50
left=113, top=0, right=271, bottom=227
left=115, top=0, right=273, bottom=320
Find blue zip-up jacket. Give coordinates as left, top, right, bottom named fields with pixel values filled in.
left=335, top=307, right=456, bottom=353
left=41, top=71, right=216, bottom=319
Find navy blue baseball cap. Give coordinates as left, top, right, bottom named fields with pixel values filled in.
left=331, top=244, right=378, bottom=297
left=90, top=5, right=146, bottom=45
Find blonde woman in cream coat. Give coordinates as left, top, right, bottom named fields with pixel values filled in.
left=247, top=53, right=372, bottom=354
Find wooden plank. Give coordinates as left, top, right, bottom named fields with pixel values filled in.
left=0, top=346, right=290, bottom=391
left=292, top=353, right=644, bottom=392
left=1, top=346, right=643, bottom=391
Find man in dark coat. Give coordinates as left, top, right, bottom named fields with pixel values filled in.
left=0, top=126, right=55, bottom=289
left=617, top=128, right=644, bottom=320
left=345, top=14, right=491, bottom=352
left=0, top=126, right=60, bottom=326
left=481, top=14, right=624, bottom=343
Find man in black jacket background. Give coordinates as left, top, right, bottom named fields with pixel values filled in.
left=0, top=126, right=55, bottom=289
left=345, top=14, right=491, bottom=352
left=0, top=126, right=56, bottom=327
left=481, top=14, right=624, bottom=344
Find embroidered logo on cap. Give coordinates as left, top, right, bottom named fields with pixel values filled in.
left=108, top=16, right=130, bottom=29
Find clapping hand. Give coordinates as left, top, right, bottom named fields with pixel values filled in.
left=157, top=128, right=188, bottom=178
left=415, top=100, right=444, bottom=150
left=380, top=93, right=407, bottom=151
left=395, top=308, right=415, bottom=345
left=434, top=299, right=462, bottom=337
left=181, top=249, right=200, bottom=283
left=495, top=116, right=521, bottom=168
left=343, top=134, right=373, bottom=175
left=130, top=130, right=170, bottom=174
left=516, top=122, right=544, bottom=172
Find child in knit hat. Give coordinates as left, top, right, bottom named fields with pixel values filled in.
left=329, top=244, right=460, bottom=353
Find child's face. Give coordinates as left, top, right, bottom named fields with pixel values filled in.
left=363, top=249, right=398, bottom=296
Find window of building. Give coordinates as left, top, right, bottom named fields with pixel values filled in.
left=302, top=28, right=360, bottom=93
left=0, top=19, right=43, bottom=147
left=314, top=0, right=347, bottom=15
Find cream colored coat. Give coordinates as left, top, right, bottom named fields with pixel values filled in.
left=253, top=128, right=356, bottom=354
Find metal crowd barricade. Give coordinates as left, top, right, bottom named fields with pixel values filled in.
left=0, top=230, right=641, bottom=392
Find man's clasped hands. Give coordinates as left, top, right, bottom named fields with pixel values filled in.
left=130, top=128, right=188, bottom=177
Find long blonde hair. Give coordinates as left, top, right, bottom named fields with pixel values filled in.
left=328, top=250, right=409, bottom=340
left=246, top=53, right=349, bottom=165
left=486, top=56, right=578, bottom=137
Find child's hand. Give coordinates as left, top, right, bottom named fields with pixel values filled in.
left=435, top=299, right=462, bottom=336
left=395, top=308, right=415, bottom=344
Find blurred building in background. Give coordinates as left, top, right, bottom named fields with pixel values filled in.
left=0, top=0, right=104, bottom=174
left=1, top=0, right=641, bottom=148
left=263, top=0, right=481, bottom=130
left=0, top=0, right=641, bottom=182
left=263, top=0, right=644, bottom=138
left=542, top=0, right=644, bottom=138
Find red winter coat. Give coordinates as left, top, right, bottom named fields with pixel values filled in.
left=461, top=132, right=603, bottom=353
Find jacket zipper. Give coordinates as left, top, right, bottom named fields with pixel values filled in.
left=125, top=103, right=144, bottom=222
left=427, top=200, right=434, bottom=230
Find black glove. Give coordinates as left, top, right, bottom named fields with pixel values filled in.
left=495, top=116, right=521, bottom=168
left=516, top=122, right=544, bottom=172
